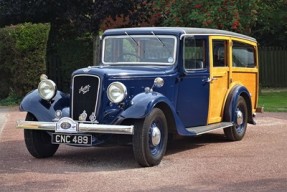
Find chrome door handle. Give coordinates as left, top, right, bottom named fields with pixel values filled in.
left=203, top=77, right=218, bottom=83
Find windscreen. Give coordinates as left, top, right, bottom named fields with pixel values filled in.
left=102, top=35, right=177, bottom=65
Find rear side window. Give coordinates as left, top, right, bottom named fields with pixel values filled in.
left=232, top=41, right=256, bottom=68
left=213, top=40, right=228, bottom=67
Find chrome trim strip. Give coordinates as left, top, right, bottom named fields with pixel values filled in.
left=16, top=120, right=134, bottom=135
left=71, top=74, right=101, bottom=120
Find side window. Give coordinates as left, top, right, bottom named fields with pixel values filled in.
left=184, top=37, right=206, bottom=70
left=213, top=40, right=228, bottom=67
left=232, top=41, right=256, bottom=68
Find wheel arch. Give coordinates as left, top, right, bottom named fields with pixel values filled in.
left=119, top=92, right=185, bottom=134
left=154, top=102, right=177, bottom=134
left=224, top=85, right=255, bottom=124
left=239, top=91, right=254, bottom=124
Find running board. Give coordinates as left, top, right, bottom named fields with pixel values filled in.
left=186, top=122, right=233, bottom=136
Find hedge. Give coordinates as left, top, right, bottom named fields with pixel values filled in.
left=0, top=23, right=49, bottom=99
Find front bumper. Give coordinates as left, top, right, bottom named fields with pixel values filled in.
left=16, top=117, right=134, bottom=135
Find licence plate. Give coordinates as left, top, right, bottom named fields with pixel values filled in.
left=52, top=133, right=92, bottom=146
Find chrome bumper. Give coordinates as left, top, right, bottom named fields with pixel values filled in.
left=16, top=118, right=134, bottom=135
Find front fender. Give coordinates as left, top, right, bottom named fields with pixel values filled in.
left=19, top=89, right=70, bottom=121
left=120, top=92, right=186, bottom=135
left=121, top=92, right=172, bottom=119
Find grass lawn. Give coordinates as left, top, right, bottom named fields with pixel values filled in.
left=258, top=89, right=287, bottom=112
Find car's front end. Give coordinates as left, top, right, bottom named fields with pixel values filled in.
left=17, top=64, right=178, bottom=143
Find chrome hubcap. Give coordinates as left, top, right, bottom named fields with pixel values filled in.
left=236, top=109, right=243, bottom=125
left=151, top=126, right=161, bottom=146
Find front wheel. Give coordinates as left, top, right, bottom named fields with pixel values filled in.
left=24, top=113, right=59, bottom=158
left=132, top=108, right=168, bottom=167
left=224, top=96, right=248, bottom=141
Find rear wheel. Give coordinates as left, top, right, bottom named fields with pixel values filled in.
left=224, top=96, right=248, bottom=141
left=133, top=108, right=168, bottom=167
left=24, top=113, right=59, bottom=158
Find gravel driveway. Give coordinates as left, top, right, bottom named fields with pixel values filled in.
left=0, top=107, right=287, bottom=192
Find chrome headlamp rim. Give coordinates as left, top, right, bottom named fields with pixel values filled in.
left=107, top=82, right=127, bottom=104
left=38, top=79, right=57, bottom=101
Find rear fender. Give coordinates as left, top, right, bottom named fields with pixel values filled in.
left=19, top=90, right=70, bottom=121
left=224, top=86, right=255, bottom=125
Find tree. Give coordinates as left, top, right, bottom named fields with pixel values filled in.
left=0, top=0, right=154, bottom=35
left=0, top=0, right=154, bottom=90
left=155, top=0, right=287, bottom=46
left=252, top=0, right=287, bottom=46
left=156, top=0, right=258, bottom=35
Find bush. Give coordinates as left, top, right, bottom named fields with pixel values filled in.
left=0, top=23, right=49, bottom=99
left=0, top=27, right=14, bottom=98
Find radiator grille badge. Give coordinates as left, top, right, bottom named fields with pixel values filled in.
left=79, top=85, right=91, bottom=94
left=54, top=110, right=62, bottom=121
left=79, top=110, right=87, bottom=121
left=89, top=112, right=98, bottom=123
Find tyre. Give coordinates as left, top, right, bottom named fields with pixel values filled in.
left=133, top=108, right=168, bottom=167
left=224, top=96, right=248, bottom=141
left=24, top=113, right=59, bottom=158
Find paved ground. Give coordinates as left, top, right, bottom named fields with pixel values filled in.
left=0, top=107, right=287, bottom=192
left=0, top=107, right=9, bottom=139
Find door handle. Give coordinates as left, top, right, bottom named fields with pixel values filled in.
left=203, top=77, right=218, bottom=83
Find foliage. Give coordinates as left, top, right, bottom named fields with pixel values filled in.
left=0, top=0, right=155, bottom=93
left=259, top=89, right=287, bottom=112
left=0, top=27, right=14, bottom=98
left=155, top=0, right=287, bottom=46
left=0, top=0, right=154, bottom=35
left=0, top=91, right=21, bottom=106
left=46, top=34, right=93, bottom=92
left=156, top=0, right=258, bottom=34
left=253, top=0, right=287, bottom=46
left=0, top=23, right=49, bottom=99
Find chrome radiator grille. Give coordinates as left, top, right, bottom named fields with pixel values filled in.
left=71, top=75, right=100, bottom=120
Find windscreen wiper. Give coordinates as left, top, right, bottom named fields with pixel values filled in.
left=125, top=32, right=138, bottom=46
left=151, top=31, right=171, bottom=55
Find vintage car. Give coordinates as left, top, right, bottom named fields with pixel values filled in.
left=17, top=27, right=258, bottom=167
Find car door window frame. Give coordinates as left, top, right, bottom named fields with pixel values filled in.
left=183, top=36, right=207, bottom=72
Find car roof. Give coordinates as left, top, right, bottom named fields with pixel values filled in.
left=104, top=27, right=256, bottom=42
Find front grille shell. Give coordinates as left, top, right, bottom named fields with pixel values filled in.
left=71, top=74, right=101, bottom=121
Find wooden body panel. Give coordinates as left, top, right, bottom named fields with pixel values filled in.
left=208, top=36, right=258, bottom=124
left=232, top=69, right=258, bottom=112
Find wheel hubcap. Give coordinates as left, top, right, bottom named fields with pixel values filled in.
left=151, top=126, right=161, bottom=146
left=236, top=109, right=243, bottom=126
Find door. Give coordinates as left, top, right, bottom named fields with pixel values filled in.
left=208, top=37, right=231, bottom=124
left=176, top=36, right=209, bottom=127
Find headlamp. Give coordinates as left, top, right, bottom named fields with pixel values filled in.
left=38, top=78, right=57, bottom=101
left=107, top=82, right=127, bottom=103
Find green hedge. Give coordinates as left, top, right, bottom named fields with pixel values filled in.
left=0, top=23, right=49, bottom=99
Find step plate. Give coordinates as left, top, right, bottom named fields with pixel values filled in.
left=186, top=122, right=233, bottom=136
